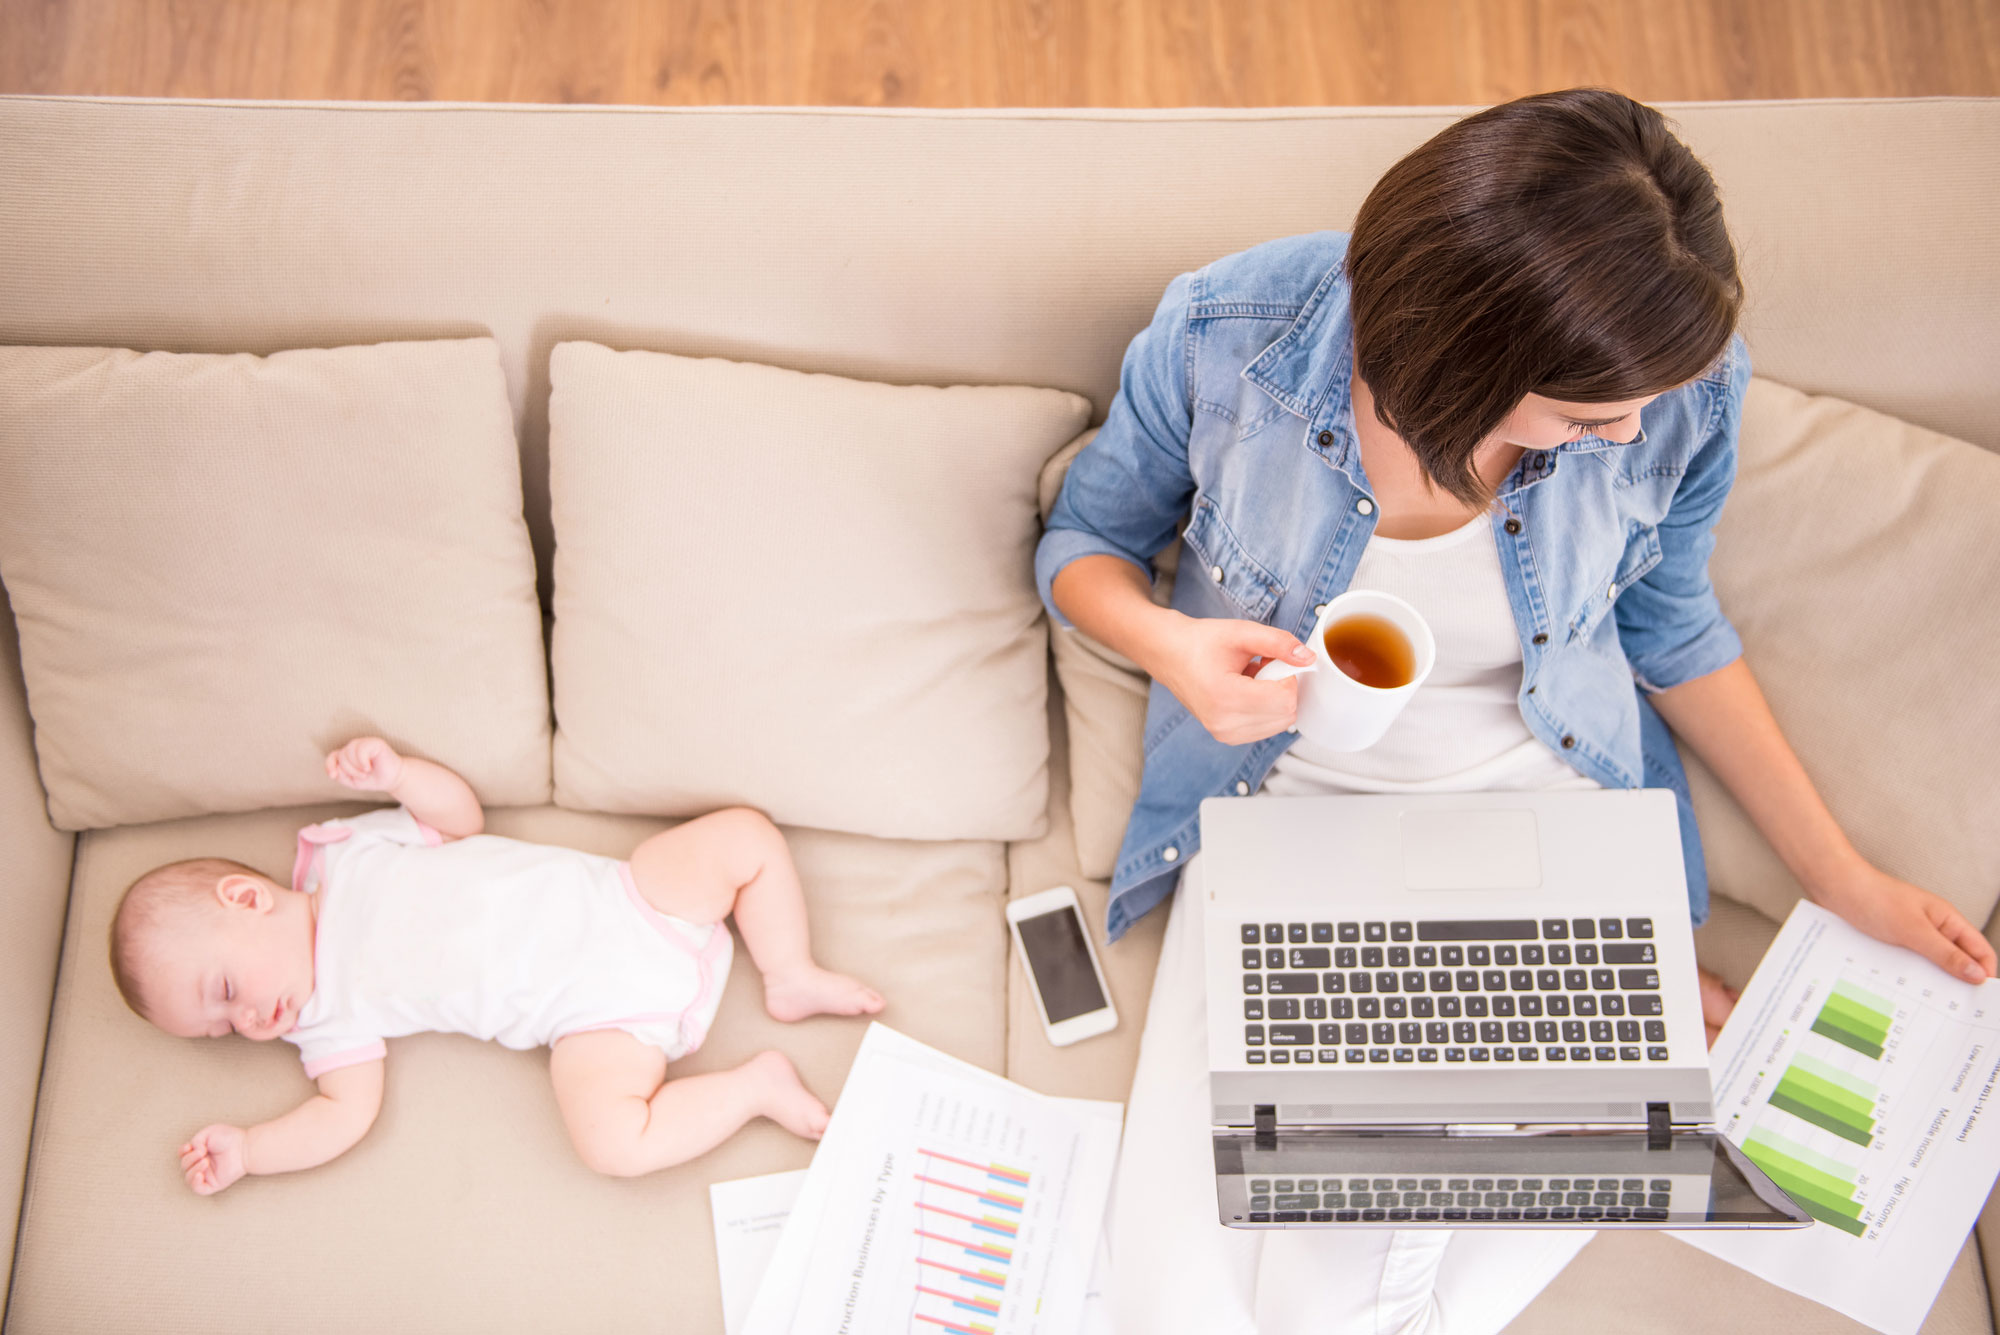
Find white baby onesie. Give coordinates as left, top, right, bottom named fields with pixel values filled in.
left=282, top=807, right=732, bottom=1079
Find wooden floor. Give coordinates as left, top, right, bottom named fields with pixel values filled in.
left=2, top=0, right=1997, bottom=105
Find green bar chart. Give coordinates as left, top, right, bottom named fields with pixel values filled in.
left=1812, top=979, right=1895, bottom=1059
left=1743, top=1125, right=1869, bottom=1237
left=1767, top=1051, right=1879, bottom=1147
left=1688, top=902, right=2000, bottom=1335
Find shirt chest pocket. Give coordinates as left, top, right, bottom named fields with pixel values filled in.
left=1183, top=492, right=1285, bottom=623
left=1567, top=522, right=1662, bottom=643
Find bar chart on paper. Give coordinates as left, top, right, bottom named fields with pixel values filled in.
left=1722, top=967, right=1930, bottom=1237
left=911, top=1149, right=1030, bottom=1335
left=771, top=1031, right=1116, bottom=1335
left=1680, top=903, right=2000, bottom=1335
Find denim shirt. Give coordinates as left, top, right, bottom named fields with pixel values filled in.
left=1036, top=232, right=1749, bottom=941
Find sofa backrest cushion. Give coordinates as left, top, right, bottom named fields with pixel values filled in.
left=0, top=339, right=552, bottom=830
left=1685, top=378, right=2000, bottom=929
left=546, top=341, right=1088, bottom=842
left=2, top=98, right=1993, bottom=608
left=1036, top=430, right=1176, bottom=882
left=1044, top=378, right=2000, bottom=928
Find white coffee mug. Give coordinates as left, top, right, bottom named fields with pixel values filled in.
left=1254, top=589, right=1436, bottom=752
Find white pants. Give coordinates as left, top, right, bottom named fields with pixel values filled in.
left=1108, top=855, right=1594, bottom=1335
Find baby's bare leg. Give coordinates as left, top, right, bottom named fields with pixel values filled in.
left=549, top=1031, right=828, bottom=1177
left=628, top=808, right=884, bottom=1022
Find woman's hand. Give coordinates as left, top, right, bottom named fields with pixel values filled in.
left=1811, top=862, right=1997, bottom=986
left=1144, top=612, right=1314, bottom=746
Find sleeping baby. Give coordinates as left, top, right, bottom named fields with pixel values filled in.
left=109, top=736, right=883, bottom=1194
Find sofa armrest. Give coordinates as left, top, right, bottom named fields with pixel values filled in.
left=0, top=585, right=75, bottom=1309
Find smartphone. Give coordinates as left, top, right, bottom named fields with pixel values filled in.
left=1006, top=885, right=1118, bottom=1047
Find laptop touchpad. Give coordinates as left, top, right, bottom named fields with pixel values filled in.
left=1401, top=810, right=1543, bottom=890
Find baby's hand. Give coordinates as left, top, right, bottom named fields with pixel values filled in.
left=180, top=1123, right=249, bottom=1196
left=325, top=737, right=404, bottom=793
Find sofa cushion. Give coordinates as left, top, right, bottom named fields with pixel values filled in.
left=0, top=586, right=72, bottom=1305
left=0, top=339, right=552, bottom=830
left=1036, top=431, right=1179, bottom=882
left=547, top=341, right=1090, bottom=842
left=1041, top=378, right=2000, bottom=930
left=1003, top=683, right=1167, bottom=1101
left=1685, top=378, right=2000, bottom=930
left=11, top=804, right=1007, bottom=1333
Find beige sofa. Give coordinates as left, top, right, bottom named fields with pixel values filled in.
left=2, top=96, right=1998, bottom=1334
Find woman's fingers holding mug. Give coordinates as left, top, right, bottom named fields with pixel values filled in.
left=1220, top=621, right=1312, bottom=675
left=1202, top=672, right=1300, bottom=745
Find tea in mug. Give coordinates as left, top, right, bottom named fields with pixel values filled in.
left=1322, top=613, right=1416, bottom=689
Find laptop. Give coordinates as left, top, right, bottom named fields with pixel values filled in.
left=1200, top=789, right=1810, bottom=1230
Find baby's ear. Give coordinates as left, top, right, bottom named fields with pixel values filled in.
left=214, top=873, right=273, bottom=913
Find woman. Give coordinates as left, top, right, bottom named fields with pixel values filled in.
left=1036, top=89, right=1994, bottom=1334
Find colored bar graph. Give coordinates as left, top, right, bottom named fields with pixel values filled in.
left=1792, top=1051, right=1881, bottom=1106
left=1811, top=979, right=1894, bottom=1059
left=1769, top=1061, right=1876, bottom=1146
left=915, top=1200, right=1021, bottom=1238
left=917, top=1285, right=1002, bottom=1318
left=1744, top=1125, right=1868, bottom=1236
left=914, top=1316, right=995, bottom=1335
left=913, top=1146, right=1032, bottom=1333
left=921, top=1148, right=1032, bottom=1187
left=916, top=1228, right=1014, bottom=1265
left=915, top=1173, right=1026, bottom=1213
left=915, top=1258, right=1008, bottom=1292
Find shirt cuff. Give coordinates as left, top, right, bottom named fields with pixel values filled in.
left=1631, top=617, right=1744, bottom=693
left=1036, top=528, right=1155, bottom=631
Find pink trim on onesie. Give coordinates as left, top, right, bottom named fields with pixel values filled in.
left=292, top=821, right=353, bottom=894
left=412, top=819, right=444, bottom=847
left=586, top=863, right=732, bottom=1056
left=302, top=1042, right=387, bottom=1079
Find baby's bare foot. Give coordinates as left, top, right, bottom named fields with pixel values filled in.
left=1699, top=966, right=1739, bottom=1048
left=763, top=966, right=886, bottom=1023
left=746, top=1050, right=830, bottom=1140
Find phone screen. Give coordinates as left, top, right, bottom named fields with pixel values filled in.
left=1017, top=905, right=1109, bottom=1023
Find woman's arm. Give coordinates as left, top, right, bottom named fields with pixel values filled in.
left=179, top=1059, right=387, bottom=1195
left=1051, top=555, right=1312, bottom=746
left=325, top=736, right=484, bottom=840
left=1651, top=657, right=1995, bottom=983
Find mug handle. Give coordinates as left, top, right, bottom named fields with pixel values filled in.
left=1254, top=658, right=1312, bottom=682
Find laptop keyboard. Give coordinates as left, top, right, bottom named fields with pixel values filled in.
left=1235, top=918, right=1669, bottom=1067
left=1239, top=1173, right=1676, bottom=1224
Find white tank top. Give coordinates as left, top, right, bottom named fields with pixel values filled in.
left=1261, top=512, right=1597, bottom=796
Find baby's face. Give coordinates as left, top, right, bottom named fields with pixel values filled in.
left=141, top=874, right=316, bottom=1042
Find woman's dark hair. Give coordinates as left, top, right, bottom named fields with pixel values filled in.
left=1345, top=87, right=1742, bottom=504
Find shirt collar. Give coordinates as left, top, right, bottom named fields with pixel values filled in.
left=1239, top=255, right=1661, bottom=480
left=1240, top=257, right=1363, bottom=471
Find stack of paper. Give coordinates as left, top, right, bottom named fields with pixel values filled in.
left=715, top=1024, right=1121, bottom=1335
left=1674, top=900, right=2000, bottom=1335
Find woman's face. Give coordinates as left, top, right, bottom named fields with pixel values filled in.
left=1493, top=392, right=1661, bottom=450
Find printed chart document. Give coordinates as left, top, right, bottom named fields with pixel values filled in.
left=714, top=1171, right=1114, bottom=1335
left=741, top=1024, right=1121, bottom=1335
left=1674, top=901, right=2000, bottom=1334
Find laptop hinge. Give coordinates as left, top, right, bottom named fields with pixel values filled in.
left=1646, top=1102, right=1672, bottom=1150
left=1254, top=1104, right=1278, bottom=1150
